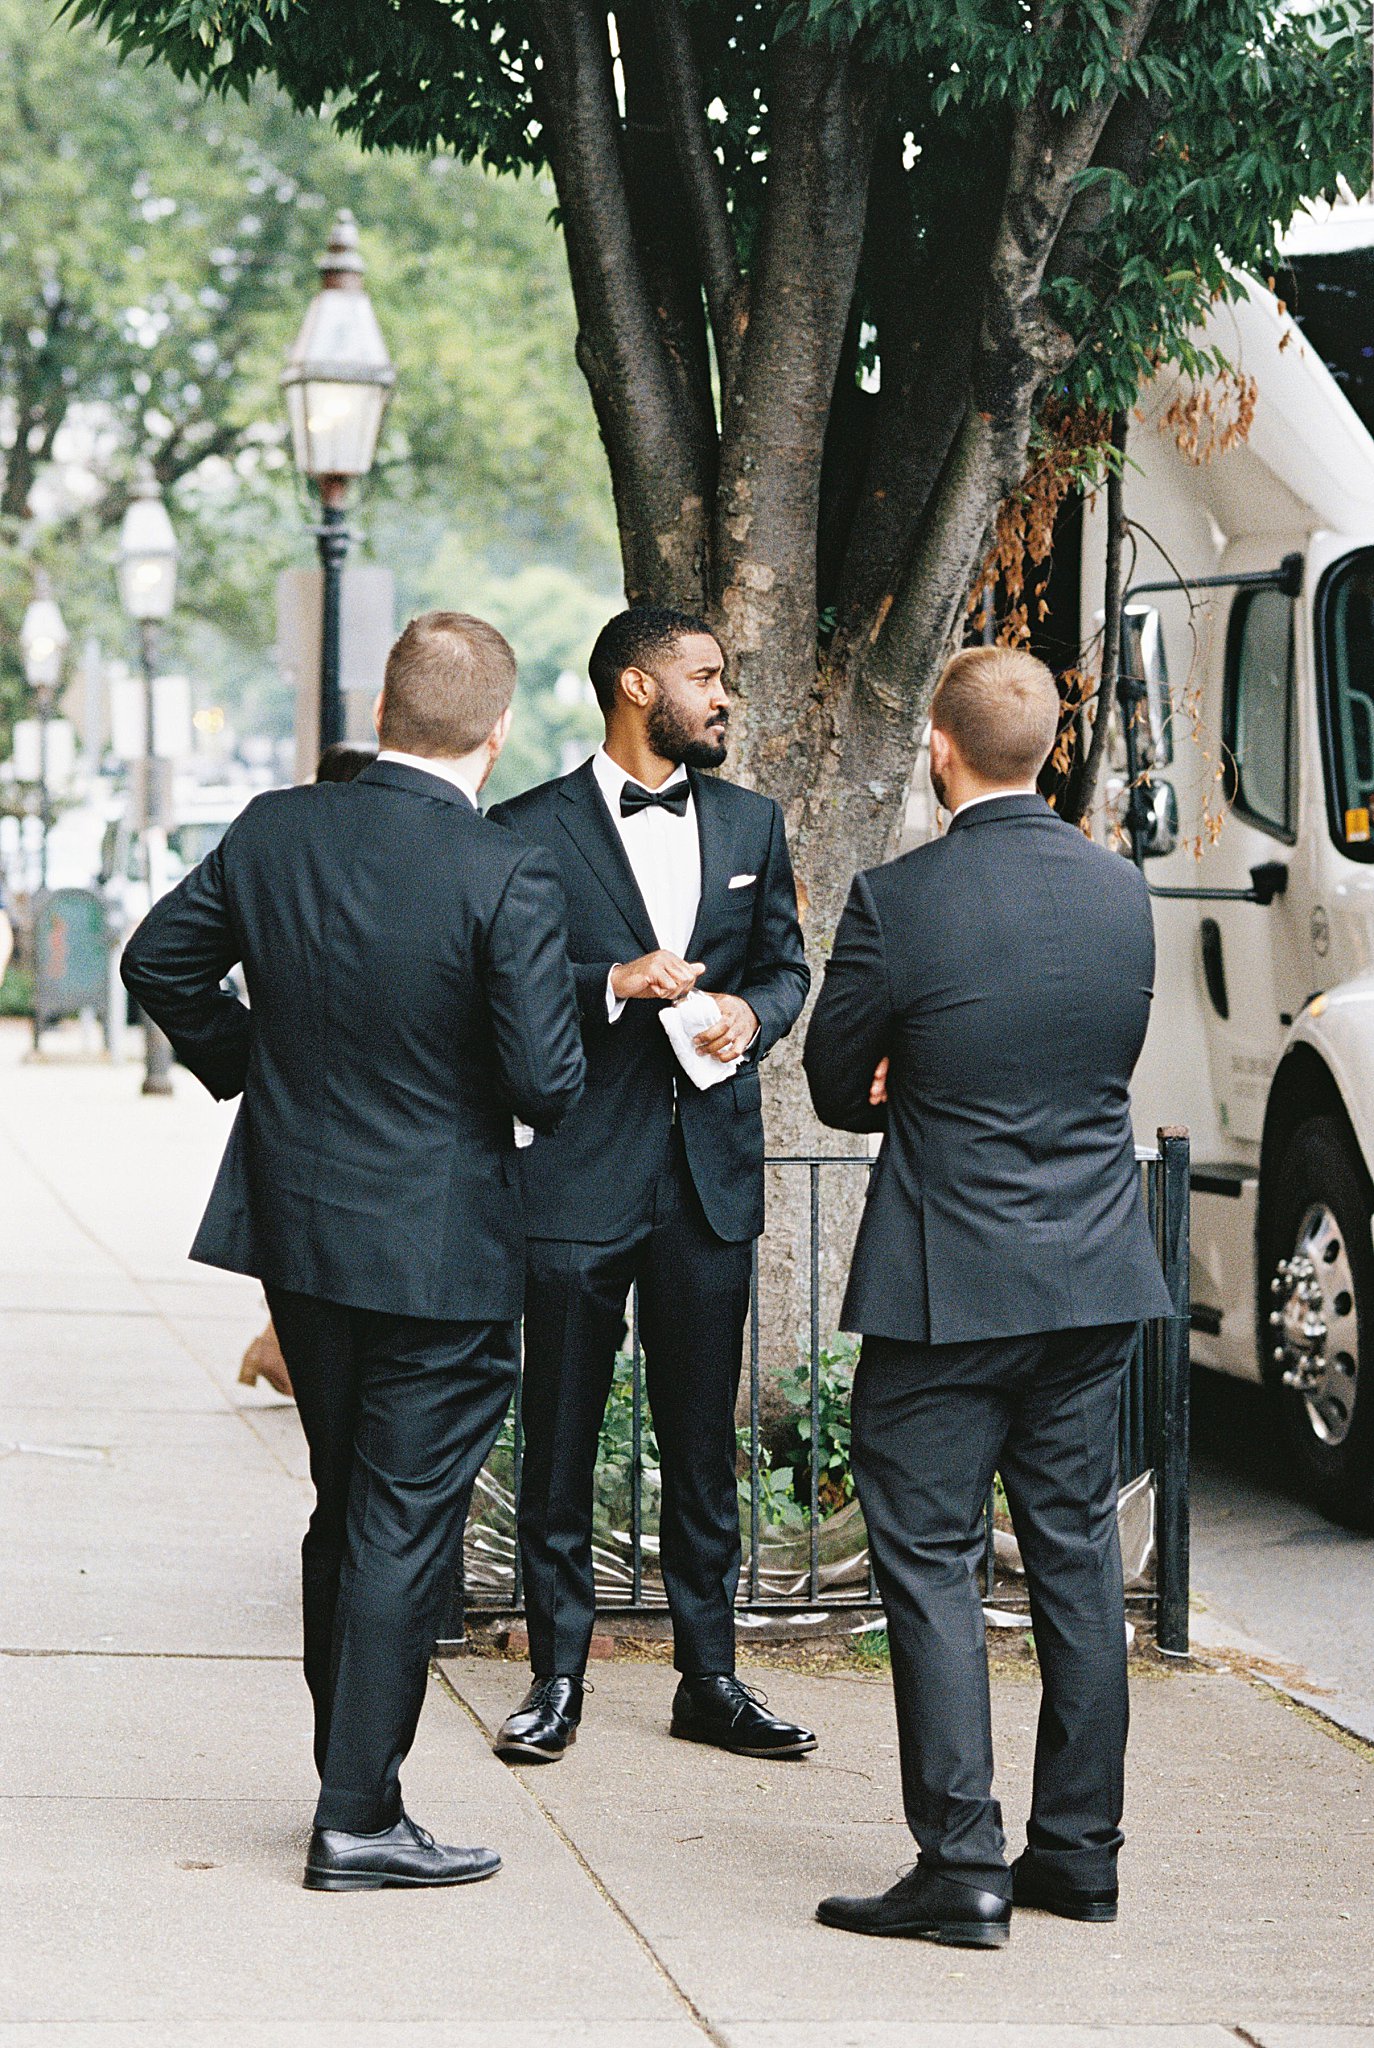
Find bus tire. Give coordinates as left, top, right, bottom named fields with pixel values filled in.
left=1264, top=1114, right=1374, bottom=1529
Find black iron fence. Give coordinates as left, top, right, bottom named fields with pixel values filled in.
left=450, top=1128, right=1191, bottom=1655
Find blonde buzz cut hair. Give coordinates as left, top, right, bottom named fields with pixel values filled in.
left=378, top=610, right=517, bottom=758
left=930, top=645, right=1061, bottom=784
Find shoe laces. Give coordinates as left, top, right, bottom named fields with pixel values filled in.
left=528, top=1674, right=590, bottom=1708
left=716, top=1675, right=768, bottom=1716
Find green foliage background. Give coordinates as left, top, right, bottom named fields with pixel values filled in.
left=70, top=0, right=1372, bottom=426
left=1, top=1, right=620, bottom=781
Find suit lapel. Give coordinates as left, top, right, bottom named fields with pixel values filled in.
left=684, top=771, right=733, bottom=959
left=557, top=760, right=659, bottom=955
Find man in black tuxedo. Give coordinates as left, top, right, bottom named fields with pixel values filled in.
left=488, top=606, right=815, bottom=1763
left=804, top=645, right=1171, bottom=1948
left=121, top=612, right=585, bottom=1891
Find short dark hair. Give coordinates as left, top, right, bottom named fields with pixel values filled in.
left=378, top=611, right=517, bottom=756
left=587, top=605, right=716, bottom=714
left=314, top=741, right=376, bottom=784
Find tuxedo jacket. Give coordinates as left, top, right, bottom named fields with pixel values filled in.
left=804, top=793, right=1171, bottom=1344
left=120, top=759, right=585, bottom=1321
left=488, top=759, right=809, bottom=1244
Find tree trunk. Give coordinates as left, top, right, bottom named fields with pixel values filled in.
left=1064, top=410, right=1129, bottom=826
left=530, top=0, right=1167, bottom=1402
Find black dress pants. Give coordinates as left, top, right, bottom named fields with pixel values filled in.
left=517, top=1132, right=753, bottom=1678
left=267, top=1288, right=518, bottom=1834
left=852, top=1323, right=1134, bottom=1899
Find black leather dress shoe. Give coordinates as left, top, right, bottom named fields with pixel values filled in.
left=670, top=1674, right=817, bottom=1758
left=303, top=1812, right=501, bottom=1892
left=817, top=1865, right=1011, bottom=1948
left=1011, top=1851, right=1118, bottom=1922
left=494, top=1674, right=584, bottom=1763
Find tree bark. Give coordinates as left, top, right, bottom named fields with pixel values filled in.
left=528, top=0, right=713, bottom=605
left=1063, top=409, right=1129, bottom=826
left=712, top=28, right=881, bottom=804
left=648, top=0, right=745, bottom=397
left=529, top=1, right=1171, bottom=1395
left=616, top=3, right=716, bottom=451
left=846, top=0, right=1164, bottom=819
left=827, top=131, right=1008, bottom=662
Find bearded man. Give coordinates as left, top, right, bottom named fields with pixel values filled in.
left=488, top=606, right=815, bottom=1766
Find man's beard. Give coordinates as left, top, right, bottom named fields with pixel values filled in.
left=647, top=692, right=729, bottom=769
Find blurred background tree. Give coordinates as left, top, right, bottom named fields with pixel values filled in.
left=62, top=0, right=1372, bottom=944
left=0, top=0, right=618, bottom=771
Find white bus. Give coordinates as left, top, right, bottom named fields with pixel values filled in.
left=1079, top=266, right=1374, bottom=1525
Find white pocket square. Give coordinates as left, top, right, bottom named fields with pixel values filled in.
left=728, top=873, right=757, bottom=889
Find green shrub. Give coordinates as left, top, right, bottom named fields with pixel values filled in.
left=762, top=1334, right=860, bottom=1516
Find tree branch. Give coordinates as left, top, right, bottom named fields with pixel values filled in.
left=856, top=0, right=1164, bottom=744
left=712, top=28, right=882, bottom=789
left=528, top=0, right=712, bottom=604
left=648, top=0, right=744, bottom=394
left=828, top=128, right=1008, bottom=659
left=1063, top=409, right=1128, bottom=825
left=616, top=3, right=717, bottom=453
left=1048, top=85, right=1172, bottom=296
left=0, top=314, right=69, bottom=527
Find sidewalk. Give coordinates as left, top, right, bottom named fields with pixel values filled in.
left=1, top=1020, right=1370, bottom=2046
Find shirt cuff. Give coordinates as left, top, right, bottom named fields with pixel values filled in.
left=606, top=968, right=626, bottom=1024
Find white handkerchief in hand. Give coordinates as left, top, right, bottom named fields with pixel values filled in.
left=513, top=1119, right=535, bottom=1149
left=659, top=989, right=741, bottom=1090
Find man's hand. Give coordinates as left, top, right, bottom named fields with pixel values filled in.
left=694, top=993, right=759, bottom=1064
left=868, top=1055, right=890, bottom=1107
left=610, top=950, right=705, bottom=1002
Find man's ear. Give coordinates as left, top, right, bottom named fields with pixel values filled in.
left=618, top=663, right=656, bottom=711
left=492, top=704, right=514, bottom=754
left=372, top=690, right=385, bottom=741
left=929, top=725, right=951, bottom=782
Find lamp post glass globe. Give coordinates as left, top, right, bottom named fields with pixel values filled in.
left=281, top=210, right=394, bottom=486
left=282, top=209, right=395, bottom=753
left=20, top=578, right=69, bottom=689
left=117, top=465, right=178, bottom=623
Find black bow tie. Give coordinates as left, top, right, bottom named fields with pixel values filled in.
left=620, top=779, right=690, bottom=819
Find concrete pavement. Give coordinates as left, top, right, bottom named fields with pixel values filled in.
left=1191, top=1370, right=1374, bottom=1744
left=1, top=1020, right=1370, bottom=2045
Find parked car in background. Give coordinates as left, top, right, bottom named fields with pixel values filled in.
left=100, top=782, right=260, bottom=934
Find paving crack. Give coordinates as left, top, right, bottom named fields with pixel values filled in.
left=433, top=1661, right=725, bottom=2048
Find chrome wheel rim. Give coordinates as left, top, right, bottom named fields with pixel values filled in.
left=1269, top=1203, right=1360, bottom=1448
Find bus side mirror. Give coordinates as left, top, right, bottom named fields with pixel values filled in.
left=1139, top=778, right=1179, bottom=859
left=1121, top=605, right=1173, bottom=770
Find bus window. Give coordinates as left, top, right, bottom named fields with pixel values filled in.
left=1319, top=548, right=1374, bottom=859
left=1224, top=586, right=1296, bottom=840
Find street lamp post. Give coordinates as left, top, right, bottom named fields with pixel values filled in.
left=117, top=460, right=178, bottom=1098
left=19, top=574, right=69, bottom=893
left=281, top=210, right=394, bottom=755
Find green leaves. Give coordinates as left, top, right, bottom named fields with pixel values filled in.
left=3, top=0, right=615, bottom=751
left=51, top=0, right=1373, bottom=690
left=1043, top=0, right=1370, bottom=416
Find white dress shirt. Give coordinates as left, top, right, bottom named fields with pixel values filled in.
left=375, top=749, right=481, bottom=811
left=949, top=783, right=1037, bottom=822
left=592, top=745, right=701, bottom=1022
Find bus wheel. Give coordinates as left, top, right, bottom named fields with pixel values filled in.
left=1265, top=1115, right=1374, bottom=1528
